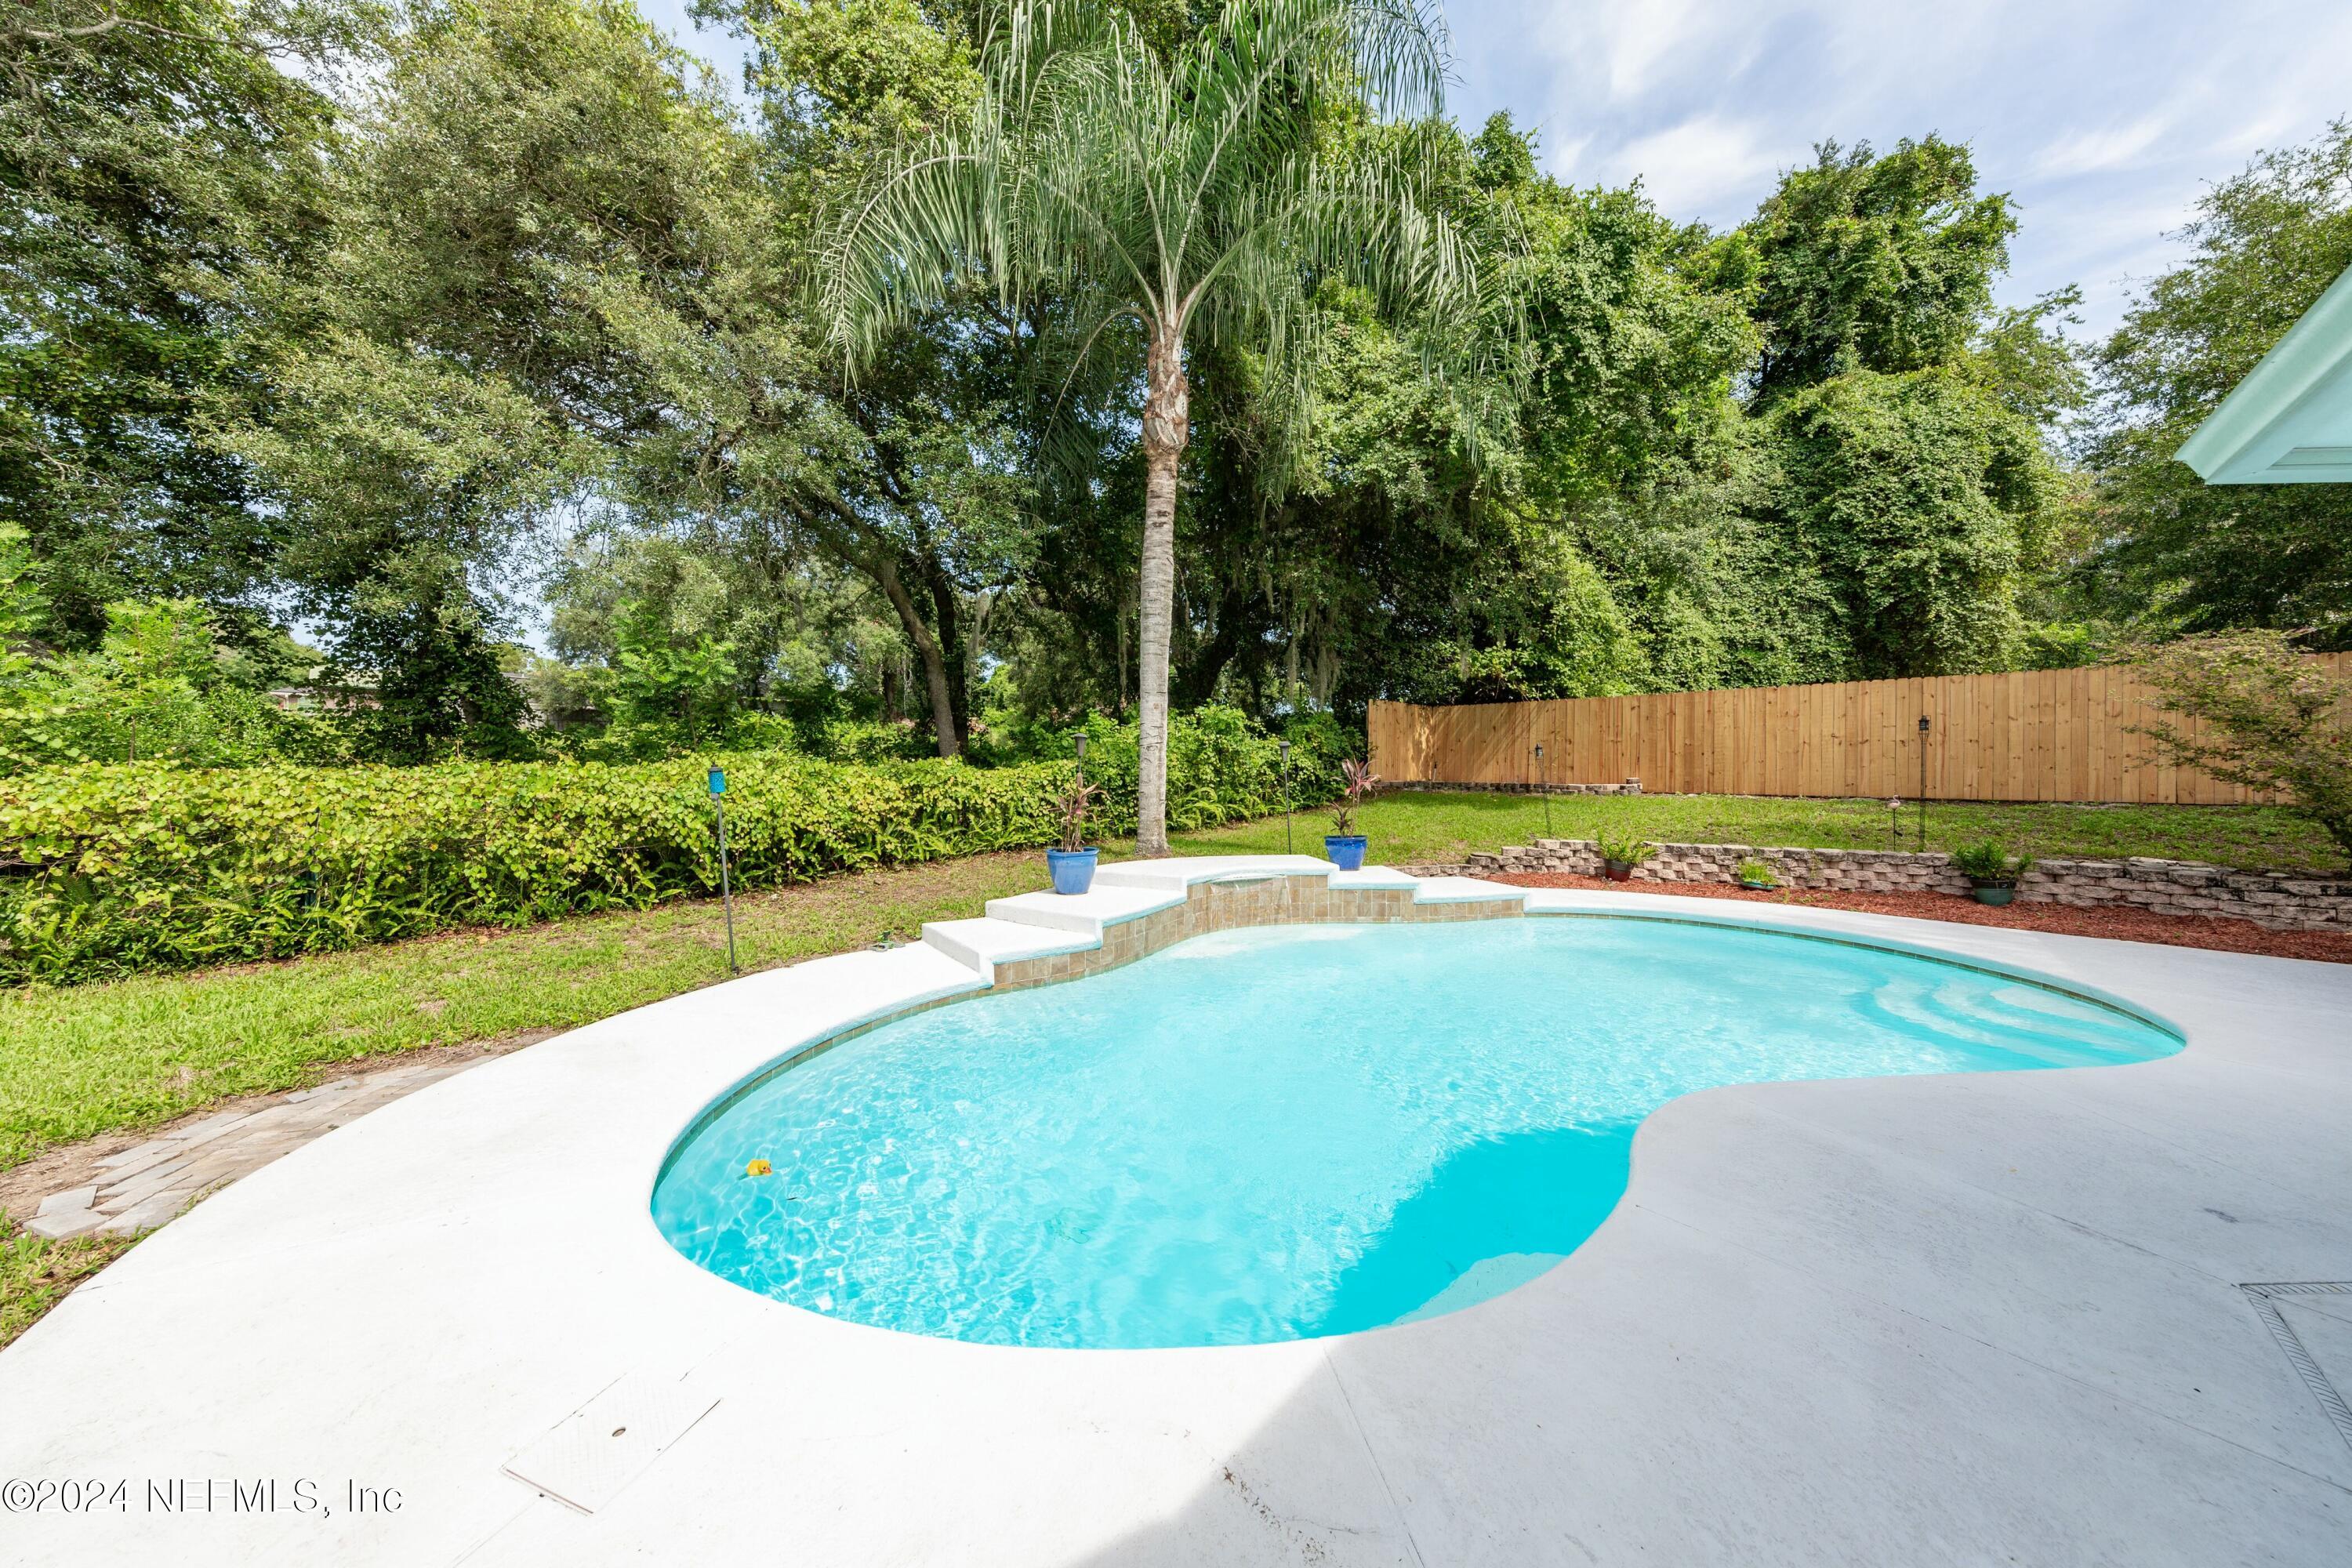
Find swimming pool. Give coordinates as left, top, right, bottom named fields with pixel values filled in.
left=651, top=916, right=2180, bottom=1349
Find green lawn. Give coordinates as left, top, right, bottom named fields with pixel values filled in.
left=2, top=792, right=2336, bottom=1176
left=1, top=1217, right=140, bottom=1350
left=1176, top=790, right=2344, bottom=875
left=0, top=851, right=1051, bottom=1171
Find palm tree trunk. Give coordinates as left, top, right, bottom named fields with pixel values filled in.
left=1135, top=327, right=1189, bottom=857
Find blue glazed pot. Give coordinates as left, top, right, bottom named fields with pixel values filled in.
left=1047, top=847, right=1099, bottom=895
left=1324, top=834, right=1369, bottom=871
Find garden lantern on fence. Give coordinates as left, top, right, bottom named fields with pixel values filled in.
left=1534, top=743, right=1551, bottom=836
left=710, top=766, right=737, bottom=975
left=1916, top=716, right=1931, bottom=851
left=1279, top=737, right=1292, bottom=854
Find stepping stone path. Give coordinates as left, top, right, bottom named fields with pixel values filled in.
left=20, top=1058, right=485, bottom=1240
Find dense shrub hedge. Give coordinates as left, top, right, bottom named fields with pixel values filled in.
left=0, top=708, right=1344, bottom=985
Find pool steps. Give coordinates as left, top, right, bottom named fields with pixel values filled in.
left=918, top=862, right=1529, bottom=983
left=916, top=917, right=1096, bottom=982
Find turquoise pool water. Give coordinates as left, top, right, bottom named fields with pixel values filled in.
left=652, top=918, right=2180, bottom=1348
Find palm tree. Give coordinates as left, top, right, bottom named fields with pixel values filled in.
left=820, top=0, right=1485, bottom=855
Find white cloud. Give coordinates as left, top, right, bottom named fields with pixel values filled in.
left=2031, top=116, right=2172, bottom=181
left=1588, top=0, right=1706, bottom=100
left=1444, top=0, right=2352, bottom=335
left=1587, top=114, right=1789, bottom=215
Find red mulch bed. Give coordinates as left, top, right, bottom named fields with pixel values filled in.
left=1491, top=872, right=2352, bottom=965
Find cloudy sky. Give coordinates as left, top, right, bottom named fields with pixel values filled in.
left=639, top=0, right=2352, bottom=340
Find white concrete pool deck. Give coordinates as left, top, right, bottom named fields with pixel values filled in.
left=2, top=855, right=2349, bottom=1565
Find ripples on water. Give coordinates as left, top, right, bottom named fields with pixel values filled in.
left=652, top=918, right=2179, bottom=1348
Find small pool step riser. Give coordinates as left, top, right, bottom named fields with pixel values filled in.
left=920, top=868, right=1530, bottom=989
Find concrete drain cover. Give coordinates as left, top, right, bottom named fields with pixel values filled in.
left=503, top=1368, right=722, bottom=1515
left=2242, top=1283, right=2352, bottom=1455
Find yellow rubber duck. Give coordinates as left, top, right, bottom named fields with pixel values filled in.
left=746, top=1158, right=773, bottom=1178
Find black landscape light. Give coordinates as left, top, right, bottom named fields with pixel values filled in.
left=1279, top=736, right=1293, bottom=853
left=710, top=766, right=736, bottom=975
left=1916, top=716, right=1932, bottom=851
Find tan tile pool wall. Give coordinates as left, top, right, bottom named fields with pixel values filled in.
left=990, top=873, right=1520, bottom=989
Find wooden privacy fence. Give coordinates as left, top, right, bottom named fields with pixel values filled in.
left=1367, top=655, right=2352, bottom=806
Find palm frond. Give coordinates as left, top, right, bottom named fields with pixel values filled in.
left=816, top=0, right=1509, bottom=463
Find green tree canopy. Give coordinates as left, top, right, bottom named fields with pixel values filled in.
left=1723, top=136, right=2016, bottom=408
left=1760, top=367, right=2057, bottom=677
left=0, top=0, right=347, bottom=642
left=820, top=0, right=1494, bottom=851
left=2082, top=120, right=2352, bottom=647
left=0, top=0, right=2275, bottom=775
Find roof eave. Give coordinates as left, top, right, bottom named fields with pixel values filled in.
left=2176, top=260, right=2352, bottom=485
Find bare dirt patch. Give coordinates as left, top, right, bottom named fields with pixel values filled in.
left=1492, top=873, right=2352, bottom=965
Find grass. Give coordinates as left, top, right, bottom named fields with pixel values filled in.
left=2, top=1214, right=140, bottom=1350
left=0, top=851, right=1051, bottom=1171
left=1173, top=791, right=2347, bottom=875
left=1, top=791, right=2337, bottom=1177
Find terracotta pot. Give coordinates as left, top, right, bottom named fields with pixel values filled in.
left=1602, top=860, right=1634, bottom=882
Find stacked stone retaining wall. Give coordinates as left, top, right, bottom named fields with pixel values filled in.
left=1465, top=840, right=2352, bottom=932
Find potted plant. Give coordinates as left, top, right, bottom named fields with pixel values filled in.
left=1734, top=856, right=1779, bottom=891
left=1950, top=840, right=2035, bottom=906
left=1595, top=829, right=1657, bottom=882
left=1323, top=759, right=1377, bottom=870
left=1047, top=773, right=1102, bottom=895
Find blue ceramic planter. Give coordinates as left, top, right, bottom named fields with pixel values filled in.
left=1047, top=847, right=1099, bottom=895
left=1324, top=834, right=1368, bottom=871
